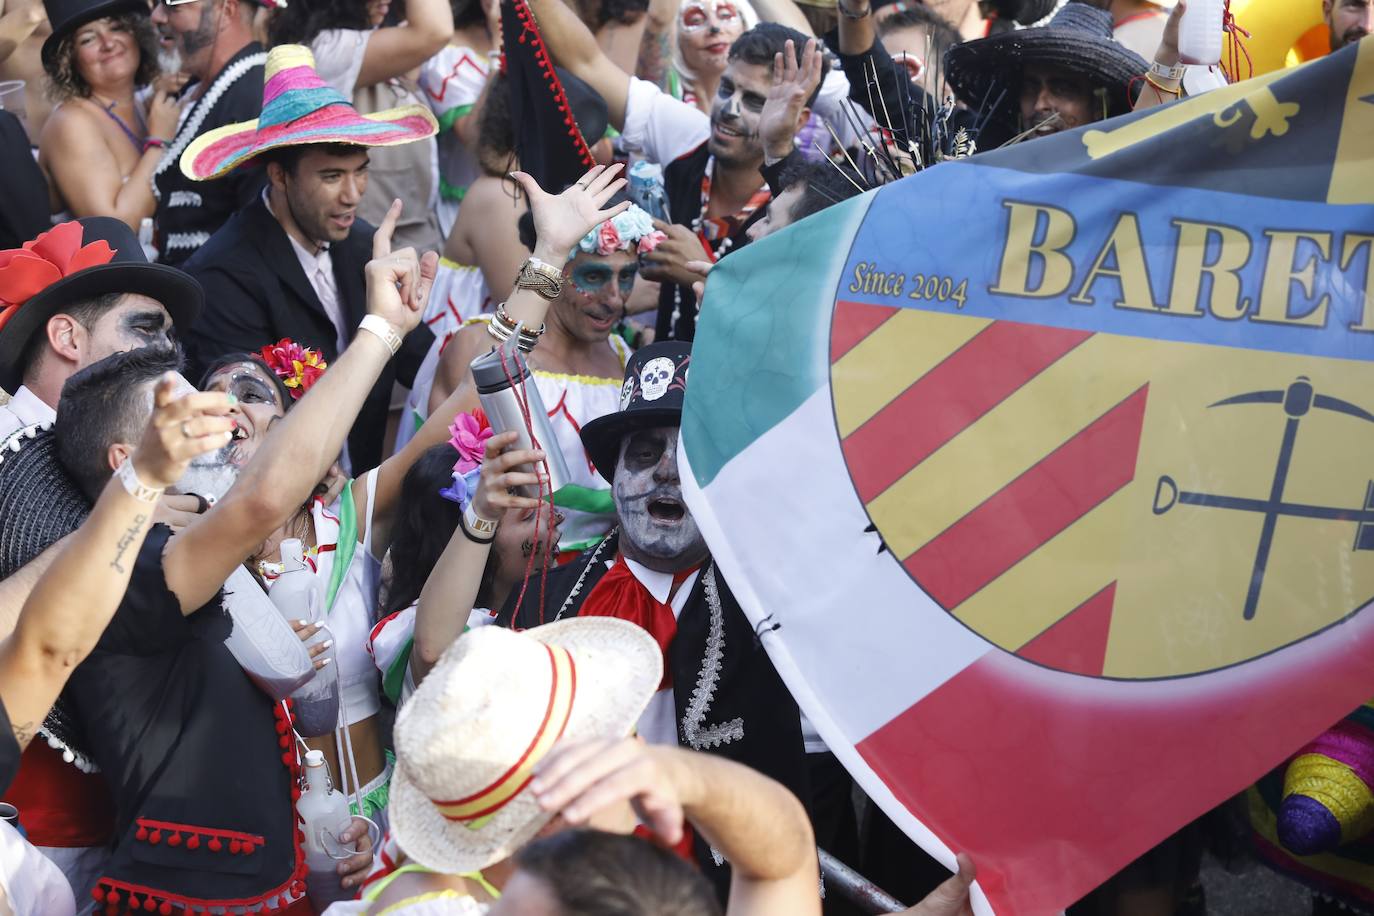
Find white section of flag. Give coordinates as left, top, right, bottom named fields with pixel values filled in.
left=681, top=383, right=996, bottom=913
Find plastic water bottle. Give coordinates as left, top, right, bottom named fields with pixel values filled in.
left=268, top=539, right=339, bottom=737
left=1177, top=0, right=1224, bottom=65
left=628, top=160, right=669, bottom=222
left=297, top=750, right=356, bottom=908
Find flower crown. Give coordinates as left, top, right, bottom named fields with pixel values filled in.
left=573, top=204, right=666, bottom=259
left=259, top=338, right=327, bottom=400
left=439, top=409, right=493, bottom=509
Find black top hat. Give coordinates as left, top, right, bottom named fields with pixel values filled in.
left=0, top=217, right=202, bottom=393
left=502, top=0, right=608, bottom=194
left=581, top=342, right=691, bottom=483
left=944, top=1, right=1148, bottom=130
left=41, top=0, right=148, bottom=69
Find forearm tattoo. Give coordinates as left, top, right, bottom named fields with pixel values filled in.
left=110, top=513, right=150, bottom=574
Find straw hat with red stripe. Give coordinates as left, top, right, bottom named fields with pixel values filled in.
left=389, top=619, right=662, bottom=874
left=180, top=43, right=438, bottom=182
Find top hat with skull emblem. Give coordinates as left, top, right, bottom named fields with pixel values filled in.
left=581, top=342, right=691, bottom=483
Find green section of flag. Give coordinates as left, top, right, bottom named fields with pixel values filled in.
left=682, top=192, right=874, bottom=488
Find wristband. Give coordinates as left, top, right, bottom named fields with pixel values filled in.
left=515, top=257, right=565, bottom=302
left=1144, top=73, right=1182, bottom=96
left=142, top=137, right=167, bottom=153
left=1149, top=59, right=1185, bottom=82
left=463, top=502, right=498, bottom=541
left=115, top=457, right=165, bottom=503
left=358, top=314, right=402, bottom=355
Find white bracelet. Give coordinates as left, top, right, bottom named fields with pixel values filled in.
left=358, top=314, right=402, bottom=356
left=1149, top=59, right=1186, bottom=82
left=464, top=502, right=498, bottom=540
left=115, top=457, right=164, bottom=503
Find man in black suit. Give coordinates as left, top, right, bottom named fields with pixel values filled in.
left=182, top=143, right=433, bottom=472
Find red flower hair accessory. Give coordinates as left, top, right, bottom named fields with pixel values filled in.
left=258, top=338, right=327, bottom=400
left=0, top=222, right=117, bottom=331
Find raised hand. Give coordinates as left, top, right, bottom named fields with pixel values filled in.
left=133, top=375, right=235, bottom=490
left=365, top=199, right=439, bottom=336
left=531, top=737, right=688, bottom=844
left=470, top=430, right=546, bottom=521
left=640, top=220, right=710, bottom=287
left=760, top=37, right=824, bottom=164
left=509, top=164, right=631, bottom=263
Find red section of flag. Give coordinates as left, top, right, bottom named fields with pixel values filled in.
left=904, top=387, right=1148, bottom=609
left=855, top=615, right=1374, bottom=915
left=1017, top=584, right=1116, bottom=677
left=843, top=322, right=1091, bottom=504
left=831, top=300, right=899, bottom=362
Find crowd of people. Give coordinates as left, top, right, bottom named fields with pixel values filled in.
left=0, top=0, right=1367, bottom=909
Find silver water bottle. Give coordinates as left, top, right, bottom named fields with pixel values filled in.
left=470, top=330, right=572, bottom=498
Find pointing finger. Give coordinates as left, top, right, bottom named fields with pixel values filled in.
left=372, top=198, right=402, bottom=260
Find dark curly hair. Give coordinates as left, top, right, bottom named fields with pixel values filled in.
left=268, top=0, right=372, bottom=48
left=44, top=12, right=161, bottom=102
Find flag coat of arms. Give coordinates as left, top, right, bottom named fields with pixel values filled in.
left=679, top=41, right=1374, bottom=914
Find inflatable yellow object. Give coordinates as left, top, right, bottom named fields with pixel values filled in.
left=1225, top=0, right=1330, bottom=76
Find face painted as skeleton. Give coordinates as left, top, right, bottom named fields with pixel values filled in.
left=613, top=426, right=708, bottom=573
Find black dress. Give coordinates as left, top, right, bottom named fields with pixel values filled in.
left=66, top=525, right=307, bottom=911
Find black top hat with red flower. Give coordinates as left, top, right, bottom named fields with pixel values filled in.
left=0, top=218, right=202, bottom=392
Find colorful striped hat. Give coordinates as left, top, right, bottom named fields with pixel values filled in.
left=180, top=44, right=438, bottom=182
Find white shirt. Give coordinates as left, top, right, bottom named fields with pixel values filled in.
left=0, top=386, right=56, bottom=444
left=621, top=557, right=702, bottom=748
left=621, top=76, right=712, bottom=167
left=263, top=190, right=348, bottom=354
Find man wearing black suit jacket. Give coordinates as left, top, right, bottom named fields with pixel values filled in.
left=182, top=144, right=432, bottom=472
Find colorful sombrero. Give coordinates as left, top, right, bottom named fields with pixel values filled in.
left=180, top=44, right=438, bottom=182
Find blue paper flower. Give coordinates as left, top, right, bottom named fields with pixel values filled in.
left=439, top=468, right=482, bottom=510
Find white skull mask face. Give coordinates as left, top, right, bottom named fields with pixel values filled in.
left=639, top=357, right=675, bottom=402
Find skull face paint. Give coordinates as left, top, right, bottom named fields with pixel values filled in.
left=553, top=250, right=639, bottom=345
left=613, top=426, right=708, bottom=573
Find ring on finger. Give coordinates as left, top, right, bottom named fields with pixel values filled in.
left=181, top=420, right=193, bottom=438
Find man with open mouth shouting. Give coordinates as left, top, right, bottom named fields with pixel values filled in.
left=499, top=340, right=809, bottom=898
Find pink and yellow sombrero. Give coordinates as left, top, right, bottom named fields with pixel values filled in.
left=180, top=44, right=438, bottom=182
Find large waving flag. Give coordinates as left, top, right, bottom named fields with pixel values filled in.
left=680, top=41, right=1374, bottom=914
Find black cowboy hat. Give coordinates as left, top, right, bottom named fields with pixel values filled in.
left=0, top=217, right=202, bottom=393
left=503, top=0, right=609, bottom=194
left=41, top=0, right=148, bottom=69
left=944, top=1, right=1148, bottom=131
left=581, top=342, right=691, bottom=483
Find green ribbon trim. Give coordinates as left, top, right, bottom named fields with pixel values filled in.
left=382, top=636, right=413, bottom=706
left=550, top=483, right=615, bottom=515
left=436, top=104, right=474, bottom=133
left=440, top=177, right=470, bottom=203
left=325, top=484, right=358, bottom=615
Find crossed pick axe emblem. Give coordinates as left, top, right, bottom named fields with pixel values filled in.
left=1153, top=378, right=1374, bottom=622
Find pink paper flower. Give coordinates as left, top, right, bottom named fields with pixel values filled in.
left=448, top=408, right=493, bottom=474
left=637, top=230, right=667, bottom=255
left=595, top=221, right=623, bottom=256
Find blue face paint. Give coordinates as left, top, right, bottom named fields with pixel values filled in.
left=570, top=261, right=638, bottom=299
